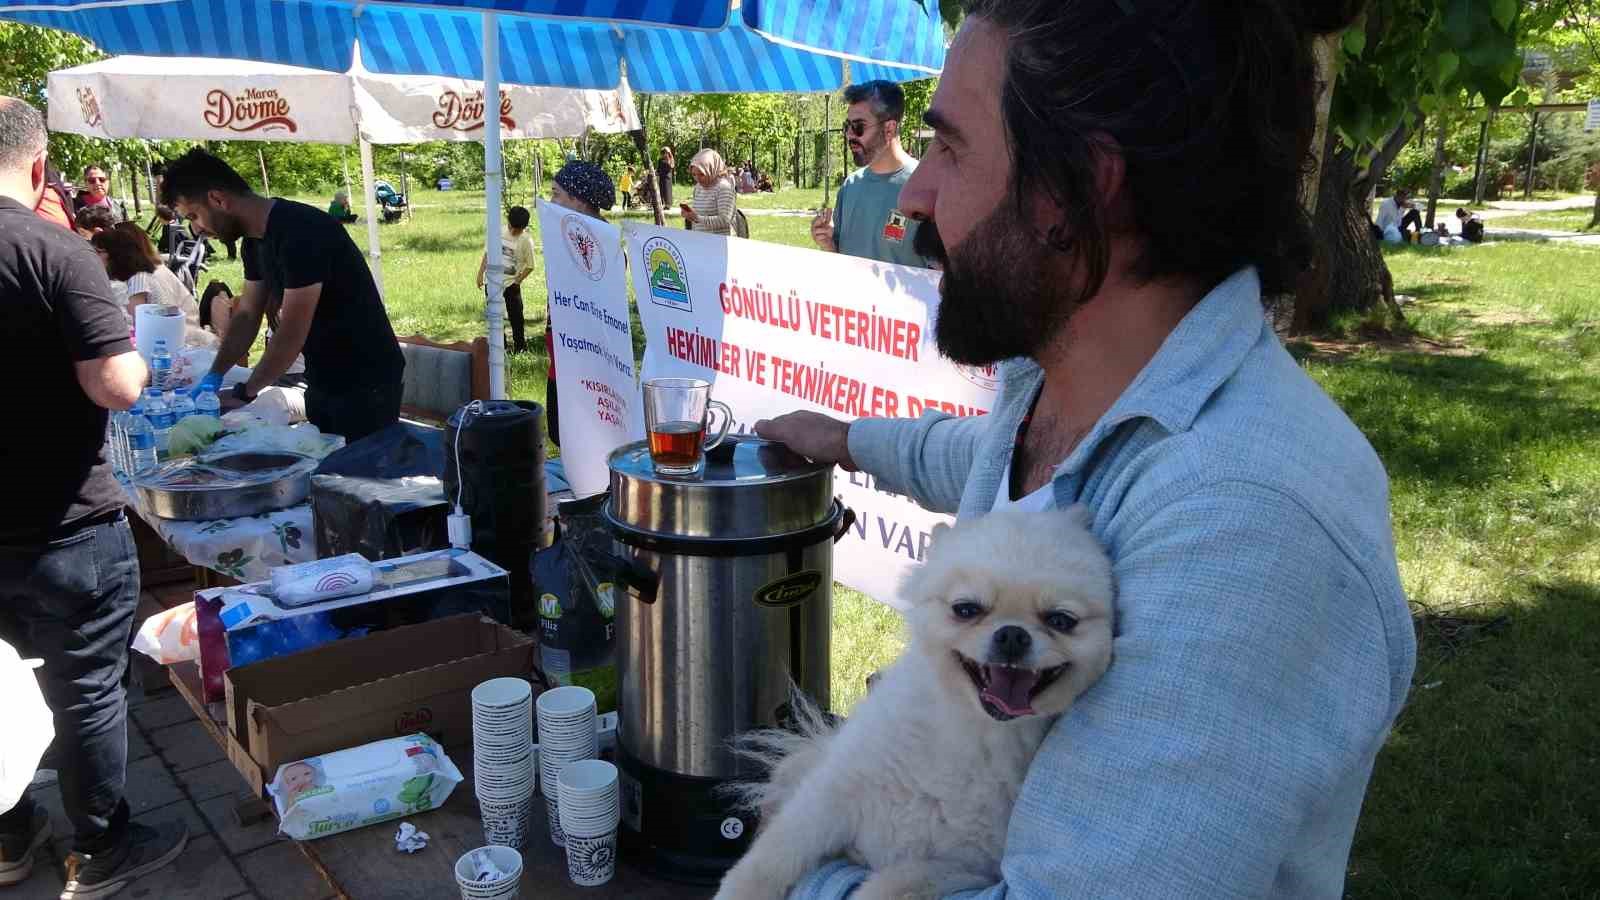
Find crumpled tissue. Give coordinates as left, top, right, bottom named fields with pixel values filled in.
left=395, top=821, right=429, bottom=854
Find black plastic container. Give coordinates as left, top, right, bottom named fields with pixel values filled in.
left=443, top=400, right=545, bottom=625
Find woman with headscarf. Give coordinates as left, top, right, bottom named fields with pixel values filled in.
left=540, top=160, right=617, bottom=447
left=682, top=149, right=737, bottom=237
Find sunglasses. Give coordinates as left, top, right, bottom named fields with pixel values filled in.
left=843, top=119, right=874, bottom=137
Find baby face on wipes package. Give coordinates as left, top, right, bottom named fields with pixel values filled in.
left=268, top=734, right=462, bottom=841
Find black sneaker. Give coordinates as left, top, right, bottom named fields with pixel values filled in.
left=0, top=806, right=50, bottom=886
left=60, top=820, right=188, bottom=900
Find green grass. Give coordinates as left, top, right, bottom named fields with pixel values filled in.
left=1488, top=207, right=1597, bottom=232
left=218, top=191, right=1600, bottom=896
left=1302, top=242, right=1600, bottom=898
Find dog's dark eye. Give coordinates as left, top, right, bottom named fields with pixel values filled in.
left=1044, top=611, right=1079, bottom=633
left=951, top=601, right=984, bottom=620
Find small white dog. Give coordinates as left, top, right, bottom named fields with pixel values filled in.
left=714, top=506, right=1116, bottom=900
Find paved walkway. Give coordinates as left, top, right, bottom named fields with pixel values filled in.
left=8, top=664, right=331, bottom=900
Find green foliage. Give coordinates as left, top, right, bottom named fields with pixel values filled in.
left=1331, top=1, right=1532, bottom=155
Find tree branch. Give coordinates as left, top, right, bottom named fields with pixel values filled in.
left=1356, top=103, right=1423, bottom=199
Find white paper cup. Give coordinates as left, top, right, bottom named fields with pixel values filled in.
left=545, top=794, right=567, bottom=847
left=474, top=678, right=533, bottom=709
left=564, top=830, right=618, bottom=887
left=536, top=686, right=596, bottom=718
left=455, top=846, right=523, bottom=900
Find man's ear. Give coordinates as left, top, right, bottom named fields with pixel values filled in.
left=29, top=153, right=47, bottom=205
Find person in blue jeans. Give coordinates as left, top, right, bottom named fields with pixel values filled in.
left=755, top=3, right=1415, bottom=898
left=0, top=96, right=189, bottom=898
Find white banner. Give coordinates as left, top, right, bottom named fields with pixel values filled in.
left=47, top=55, right=639, bottom=147
left=623, top=224, right=997, bottom=608
left=1587, top=98, right=1600, bottom=133
left=351, top=74, right=639, bottom=143
left=49, top=56, right=355, bottom=144
left=541, top=201, right=644, bottom=498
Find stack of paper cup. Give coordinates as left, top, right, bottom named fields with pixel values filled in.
left=557, top=760, right=621, bottom=886
left=472, top=678, right=536, bottom=848
left=536, top=686, right=598, bottom=848
left=454, top=846, right=523, bottom=900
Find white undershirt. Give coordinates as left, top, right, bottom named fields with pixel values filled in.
left=993, top=454, right=1055, bottom=512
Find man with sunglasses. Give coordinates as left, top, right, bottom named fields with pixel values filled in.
left=810, top=81, right=925, bottom=267
left=72, top=165, right=123, bottom=223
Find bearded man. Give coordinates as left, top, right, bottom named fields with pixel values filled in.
left=759, top=1, right=1414, bottom=897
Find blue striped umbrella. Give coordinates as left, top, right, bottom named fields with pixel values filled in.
left=1, top=0, right=943, bottom=89
left=2, top=0, right=944, bottom=396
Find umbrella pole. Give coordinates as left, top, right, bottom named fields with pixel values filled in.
left=483, top=10, right=507, bottom=400
left=360, top=137, right=385, bottom=296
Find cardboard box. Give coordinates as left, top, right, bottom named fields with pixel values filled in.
left=225, top=614, right=536, bottom=778
left=195, top=547, right=510, bottom=701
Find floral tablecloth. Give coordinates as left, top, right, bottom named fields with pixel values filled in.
left=122, top=483, right=315, bottom=582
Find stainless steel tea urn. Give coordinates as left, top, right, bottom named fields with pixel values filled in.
left=603, top=435, right=853, bottom=882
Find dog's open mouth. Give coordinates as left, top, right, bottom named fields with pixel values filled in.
left=956, top=653, right=1069, bottom=721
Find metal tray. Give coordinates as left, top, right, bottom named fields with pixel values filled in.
left=133, top=451, right=317, bottom=521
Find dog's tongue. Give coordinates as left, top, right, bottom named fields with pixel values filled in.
left=981, top=665, right=1039, bottom=717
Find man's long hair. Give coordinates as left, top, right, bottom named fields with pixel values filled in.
left=963, top=0, right=1362, bottom=305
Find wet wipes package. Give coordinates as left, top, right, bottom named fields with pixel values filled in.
left=269, top=733, right=462, bottom=841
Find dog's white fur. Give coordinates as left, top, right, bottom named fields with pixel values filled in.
left=714, top=507, right=1115, bottom=900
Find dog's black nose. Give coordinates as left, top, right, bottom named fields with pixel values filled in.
left=991, top=626, right=1032, bottom=663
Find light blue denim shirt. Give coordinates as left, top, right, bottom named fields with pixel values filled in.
left=791, top=268, right=1415, bottom=899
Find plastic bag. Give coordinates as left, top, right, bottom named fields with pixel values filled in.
left=204, top=423, right=344, bottom=460
left=314, top=423, right=445, bottom=479
left=131, top=602, right=201, bottom=665
left=531, top=494, right=618, bottom=712
left=0, top=639, right=54, bottom=815
left=311, top=475, right=450, bottom=562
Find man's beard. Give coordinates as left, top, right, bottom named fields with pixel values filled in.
left=915, top=207, right=1070, bottom=366
left=203, top=206, right=247, bottom=243
left=850, top=134, right=883, bottom=168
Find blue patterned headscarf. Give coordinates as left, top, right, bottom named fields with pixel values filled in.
left=554, top=161, right=616, bottom=213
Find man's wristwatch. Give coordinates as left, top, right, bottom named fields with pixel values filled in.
left=232, top=382, right=257, bottom=404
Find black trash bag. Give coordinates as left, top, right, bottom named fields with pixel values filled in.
left=530, top=493, right=618, bottom=712
left=311, top=475, right=451, bottom=562
left=314, top=422, right=446, bottom=479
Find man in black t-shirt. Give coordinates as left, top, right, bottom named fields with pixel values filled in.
left=161, top=149, right=405, bottom=441
left=0, top=96, right=190, bottom=897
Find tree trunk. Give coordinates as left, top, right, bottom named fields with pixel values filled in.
left=1292, top=142, right=1401, bottom=334
left=1292, top=101, right=1419, bottom=333
left=1590, top=186, right=1599, bottom=231
left=628, top=128, right=665, bottom=227
left=1425, top=122, right=1448, bottom=229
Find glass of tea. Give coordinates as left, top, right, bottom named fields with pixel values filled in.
left=643, top=378, right=732, bottom=476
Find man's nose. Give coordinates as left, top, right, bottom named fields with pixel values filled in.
left=897, top=162, right=935, bottom=222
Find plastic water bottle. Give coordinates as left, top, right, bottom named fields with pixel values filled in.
left=143, top=388, right=175, bottom=458
left=126, top=405, right=157, bottom=474
left=106, top=414, right=125, bottom=480
left=195, top=389, right=222, bottom=420
left=169, top=389, right=196, bottom=422
left=150, top=340, right=173, bottom=391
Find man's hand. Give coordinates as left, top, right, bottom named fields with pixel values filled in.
left=188, top=371, right=223, bottom=399
left=754, top=411, right=857, bottom=471
left=811, top=208, right=836, bottom=252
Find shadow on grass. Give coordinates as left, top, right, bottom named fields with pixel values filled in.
left=1348, top=580, right=1600, bottom=899
left=1311, top=350, right=1600, bottom=490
